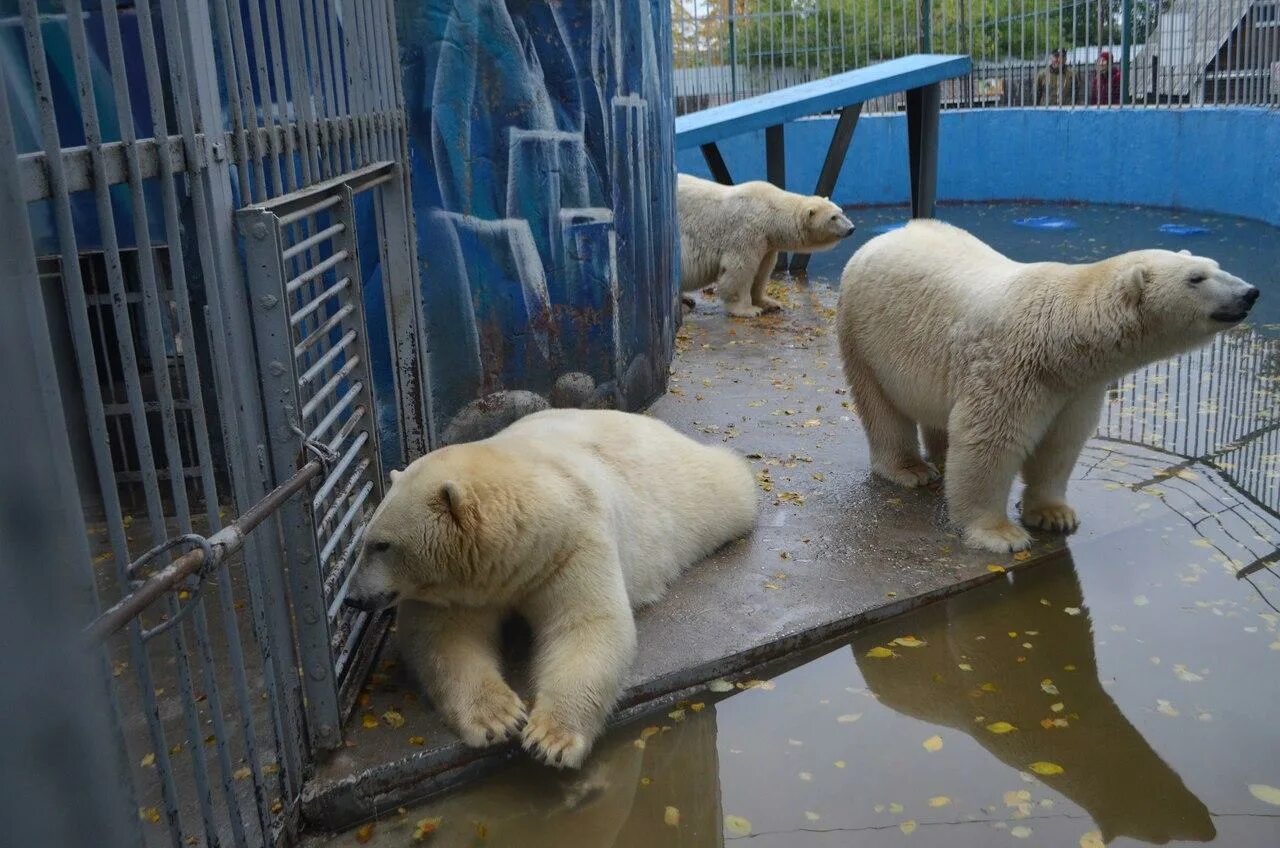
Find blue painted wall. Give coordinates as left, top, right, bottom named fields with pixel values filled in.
left=396, top=0, right=678, bottom=445
left=677, top=108, right=1280, bottom=227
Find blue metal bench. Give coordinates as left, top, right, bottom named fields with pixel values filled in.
left=675, top=54, right=972, bottom=272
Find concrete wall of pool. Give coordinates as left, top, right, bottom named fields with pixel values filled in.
left=676, top=107, right=1280, bottom=227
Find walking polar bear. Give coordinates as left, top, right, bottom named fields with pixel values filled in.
left=836, top=220, right=1259, bottom=553
left=346, top=409, right=757, bottom=768
left=678, top=173, right=855, bottom=317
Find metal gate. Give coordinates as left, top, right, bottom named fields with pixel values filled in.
left=1, top=0, right=425, bottom=845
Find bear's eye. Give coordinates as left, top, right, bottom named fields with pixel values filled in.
left=369, top=540, right=391, bottom=554
left=1187, top=273, right=1207, bottom=286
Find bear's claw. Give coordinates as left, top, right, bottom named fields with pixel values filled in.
left=1022, top=503, right=1080, bottom=533
left=522, top=707, right=590, bottom=770
left=726, top=303, right=764, bottom=319
left=963, top=519, right=1033, bottom=553
left=452, top=680, right=527, bottom=749
left=755, top=295, right=784, bottom=313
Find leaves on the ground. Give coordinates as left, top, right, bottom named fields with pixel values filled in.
left=899, top=819, right=918, bottom=835
left=233, top=766, right=251, bottom=780
left=664, top=806, right=680, bottom=826
left=1040, top=679, right=1059, bottom=696
left=708, top=678, right=735, bottom=693
left=361, top=714, right=379, bottom=729
left=1011, top=825, right=1033, bottom=838
left=865, top=646, right=895, bottom=659
left=354, top=823, right=374, bottom=843
left=837, top=713, right=863, bottom=723
left=987, top=564, right=1006, bottom=573
left=922, top=735, right=943, bottom=752
left=724, top=814, right=752, bottom=836
left=986, top=721, right=1017, bottom=734
left=408, top=736, right=425, bottom=746
left=1156, top=699, right=1180, bottom=717
left=928, top=796, right=950, bottom=807
left=1063, top=607, right=1082, bottom=616
left=139, top=807, right=161, bottom=824
left=1029, top=761, right=1064, bottom=776
left=140, top=753, right=155, bottom=768
left=1173, top=664, right=1205, bottom=682
left=413, top=817, right=442, bottom=841
left=890, top=636, right=926, bottom=648
left=1080, top=831, right=1105, bottom=848
left=1249, top=784, right=1280, bottom=806
left=382, top=710, right=405, bottom=728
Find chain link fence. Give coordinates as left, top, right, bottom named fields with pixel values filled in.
left=672, top=0, right=1280, bottom=113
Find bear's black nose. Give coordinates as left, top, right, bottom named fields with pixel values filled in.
left=1242, top=286, right=1260, bottom=307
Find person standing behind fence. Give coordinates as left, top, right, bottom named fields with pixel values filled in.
left=1036, top=49, right=1079, bottom=106
left=1090, top=51, right=1123, bottom=106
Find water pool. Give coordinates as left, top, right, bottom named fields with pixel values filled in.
left=329, top=203, right=1279, bottom=848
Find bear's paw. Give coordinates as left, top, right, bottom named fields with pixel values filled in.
left=522, top=707, right=590, bottom=769
left=452, top=680, right=527, bottom=748
left=962, top=519, right=1033, bottom=553
left=1021, top=503, right=1080, bottom=534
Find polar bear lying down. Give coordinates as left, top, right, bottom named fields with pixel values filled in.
left=678, top=173, right=855, bottom=317
left=836, top=220, right=1259, bottom=553
left=346, top=409, right=757, bottom=768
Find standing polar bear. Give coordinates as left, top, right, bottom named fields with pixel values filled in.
left=836, top=220, right=1259, bottom=553
left=678, top=173, right=855, bottom=317
left=346, top=409, right=757, bottom=768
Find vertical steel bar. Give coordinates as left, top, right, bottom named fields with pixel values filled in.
left=278, top=0, right=321, bottom=184
left=243, top=0, right=287, bottom=196
left=299, top=0, right=336, bottom=177
left=317, top=0, right=354, bottom=171
left=219, top=0, right=271, bottom=202
left=906, top=82, right=941, bottom=218
left=239, top=206, right=345, bottom=750
left=340, top=0, right=372, bottom=168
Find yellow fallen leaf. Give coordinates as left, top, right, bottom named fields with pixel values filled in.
left=408, top=736, right=426, bottom=746
left=633, top=739, right=646, bottom=750
left=888, top=802, right=904, bottom=814
left=1011, top=825, right=1033, bottom=838
left=891, top=636, right=927, bottom=648
left=724, top=814, right=752, bottom=836
left=270, top=799, right=283, bottom=814
left=987, top=564, right=1006, bottom=573
left=929, top=796, right=951, bottom=807
left=922, top=735, right=943, bottom=752
left=1040, top=679, right=1059, bottom=695
left=1080, top=831, right=1105, bottom=848
left=140, top=753, right=155, bottom=768
left=958, top=663, right=973, bottom=671
left=1050, top=702, right=1064, bottom=713
left=738, top=679, right=775, bottom=691
left=361, top=714, right=379, bottom=729
left=802, top=419, right=822, bottom=428
left=1029, top=761, right=1064, bottom=776
left=668, top=708, right=686, bottom=722
left=1063, top=607, right=1082, bottom=616
left=834, top=760, right=846, bottom=768
left=1173, top=664, right=1205, bottom=683
left=474, top=821, right=489, bottom=839
left=708, top=678, right=735, bottom=692
left=1249, top=784, right=1280, bottom=806
left=664, top=806, right=680, bottom=826
left=980, top=682, right=999, bottom=693
left=640, top=726, right=661, bottom=740
left=412, top=816, right=442, bottom=841
left=836, top=713, right=862, bottom=724
left=899, top=819, right=918, bottom=835
left=383, top=710, right=405, bottom=728
left=690, top=702, right=705, bottom=712
left=797, top=771, right=813, bottom=781
left=865, top=646, right=895, bottom=659
left=139, top=807, right=161, bottom=824
left=354, top=823, right=374, bottom=843
left=233, top=766, right=251, bottom=780
left=986, top=721, right=1017, bottom=734
left=1013, top=551, right=1031, bottom=562
left=804, top=811, right=821, bottom=821
left=1004, top=790, right=1031, bottom=806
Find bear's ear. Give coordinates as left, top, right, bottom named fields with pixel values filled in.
left=1177, top=249, right=1192, bottom=256
left=439, top=481, right=478, bottom=531
left=1117, top=264, right=1148, bottom=305
left=388, top=468, right=402, bottom=484
left=806, top=205, right=818, bottom=219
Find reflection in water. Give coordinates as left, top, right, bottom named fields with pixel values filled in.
left=851, top=553, right=1217, bottom=845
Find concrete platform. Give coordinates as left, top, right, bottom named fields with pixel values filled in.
left=300, top=278, right=1158, bottom=831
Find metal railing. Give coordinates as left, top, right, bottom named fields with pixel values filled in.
left=1, top=1, right=427, bottom=846
left=672, top=0, right=1280, bottom=113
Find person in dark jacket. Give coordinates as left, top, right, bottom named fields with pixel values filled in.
left=1090, top=51, right=1123, bottom=105
left=1036, top=48, right=1079, bottom=105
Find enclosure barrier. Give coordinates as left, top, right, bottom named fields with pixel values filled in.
left=2, top=0, right=425, bottom=845
left=673, top=0, right=1280, bottom=113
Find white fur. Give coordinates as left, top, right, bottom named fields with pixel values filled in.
left=835, top=220, right=1258, bottom=553
left=347, top=409, right=757, bottom=768
left=678, top=173, right=855, bottom=317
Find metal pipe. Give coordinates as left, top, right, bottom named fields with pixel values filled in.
left=85, top=460, right=324, bottom=644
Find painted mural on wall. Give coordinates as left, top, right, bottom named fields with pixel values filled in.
left=396, top=0, right=678, bottom=445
